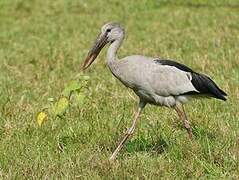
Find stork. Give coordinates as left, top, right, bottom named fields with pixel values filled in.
left=82, top=22, right=227, bottom=161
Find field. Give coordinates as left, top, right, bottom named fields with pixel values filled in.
left=0, top=0, right=239, bottom=179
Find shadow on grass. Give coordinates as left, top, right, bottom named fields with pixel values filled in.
left=192, top=125, right=218, bottom=140
left=125, top=135, right=168, bottom=155
left=176, top=121, right=218, bottom=141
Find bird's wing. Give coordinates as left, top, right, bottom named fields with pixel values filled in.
left=146, top=60, right=197, bottom=96
left=116, top=56, right=226, bottom=101
left=150, top=59, right=227, bottom=100
left=116, top=56, right=196, bottom=96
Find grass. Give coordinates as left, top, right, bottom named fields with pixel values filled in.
left=0, top=0, right=239, bottom=178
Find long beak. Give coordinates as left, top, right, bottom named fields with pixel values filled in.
left=81, top=32, right=108, bottom=70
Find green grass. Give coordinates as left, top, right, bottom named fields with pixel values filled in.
left=0, top=0, right=239, bottom=178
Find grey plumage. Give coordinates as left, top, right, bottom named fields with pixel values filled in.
left=82, top=22, right=227, bottom=161
left=155, top=59, right=227, bottom=100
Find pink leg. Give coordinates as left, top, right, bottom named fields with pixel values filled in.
left=109, top=101, right=146, bottom=161
left=174, top=103, right=193, bottom=139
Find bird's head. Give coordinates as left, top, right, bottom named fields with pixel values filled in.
left=82, top=22, right=124, bottom=70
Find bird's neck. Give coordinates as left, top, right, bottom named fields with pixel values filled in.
left=107, top=38, right=123, bottom=67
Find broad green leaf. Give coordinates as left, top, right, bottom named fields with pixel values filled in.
left=53, top=97, right=69, bottom=116
left=62, top=81, right=82, bottom=97
left=75, top=93, right=86, bottom=106
left=37, top=112, right=47, bottom=126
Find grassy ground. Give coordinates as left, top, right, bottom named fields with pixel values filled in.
left=0, top=0, right=239, bottom=179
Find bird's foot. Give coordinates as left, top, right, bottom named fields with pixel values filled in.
left=184, top=120, right=193, bottom=139
left=186, top=128, right=193, bottom=140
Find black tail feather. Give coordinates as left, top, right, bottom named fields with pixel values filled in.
left=205, top=75, right=227, bottom=96
left=191, top=73, right=227, bottom=101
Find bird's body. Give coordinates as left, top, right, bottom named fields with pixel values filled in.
left=82, top=22, right=227, bottom=161
left=108, top=55, right=193, bottom=107
left=108, top=54, right=226, bottom=108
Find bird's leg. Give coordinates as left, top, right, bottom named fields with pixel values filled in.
left=109, top=101, right=146, bottom=161
left=174, top=103, right=193, bottom=139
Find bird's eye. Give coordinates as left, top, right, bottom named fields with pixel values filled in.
left=106, top=29, right=111, bottom=33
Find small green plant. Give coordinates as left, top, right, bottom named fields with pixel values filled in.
left=36, top=75, right=89, bottom=126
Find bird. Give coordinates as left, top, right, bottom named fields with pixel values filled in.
left=81, top=22, right=227, bottom=161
